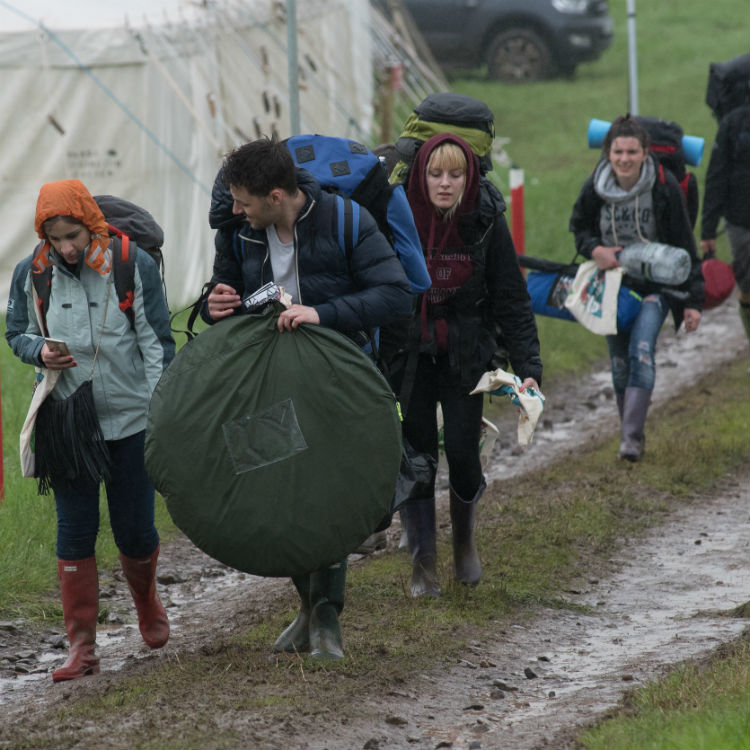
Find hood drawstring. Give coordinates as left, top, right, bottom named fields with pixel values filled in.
left=610, top=193, right=647, bottom=247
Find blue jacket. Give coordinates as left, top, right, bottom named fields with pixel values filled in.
left=203, top=169, right=413, bottom=336
left=6, top=243, right=175, bottom=440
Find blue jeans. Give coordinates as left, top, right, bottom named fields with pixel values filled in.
left=607, top=293, right=669, bottom=393
left=53, top=430, right=159, bottom=560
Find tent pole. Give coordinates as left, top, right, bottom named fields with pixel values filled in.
left=287, top=0, right=300, bottom=136
left=626, top=0, right=639, bottom=115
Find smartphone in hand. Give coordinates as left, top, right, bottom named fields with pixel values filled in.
left=45, top=338, right=71, bottom=356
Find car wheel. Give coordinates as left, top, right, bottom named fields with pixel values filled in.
left=486, top=28, right=553, bottom=82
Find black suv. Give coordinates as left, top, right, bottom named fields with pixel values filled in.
left=397, top=0, right=614, bottom=82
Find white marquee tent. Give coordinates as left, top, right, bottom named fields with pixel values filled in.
left=0, top=0, right=375, bottom=310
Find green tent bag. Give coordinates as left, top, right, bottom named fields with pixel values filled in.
left=145, top=306, right=402, bottom=577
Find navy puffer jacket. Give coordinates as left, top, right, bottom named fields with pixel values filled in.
left=203, top=169, right=412, bottom=335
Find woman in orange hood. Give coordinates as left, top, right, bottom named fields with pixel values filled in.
left=6, top=179, right=175, bottom=682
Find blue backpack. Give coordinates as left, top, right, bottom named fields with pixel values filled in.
left=285, top=134, right=430, bottom=295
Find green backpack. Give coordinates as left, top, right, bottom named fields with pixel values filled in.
left=390, top=92, right=496, bottom=185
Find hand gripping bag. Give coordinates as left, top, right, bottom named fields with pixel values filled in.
left=145, top=305, right=402, bottom=577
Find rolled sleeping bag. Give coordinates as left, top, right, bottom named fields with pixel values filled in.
left=617, top=241, right=692, bottom=286
left=587, top=118, right=705, bottom=167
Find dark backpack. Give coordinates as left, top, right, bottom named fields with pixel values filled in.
left=390, top=92, right=496, bottom=185
left=32, top=196, right=166, bottom=334
left=706, top=52, right=750, bottom=121
left=635, top=115, right=700, bottom=230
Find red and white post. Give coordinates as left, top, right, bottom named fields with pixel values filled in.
left=509, top=166, right=525, bottom=256
left=1, top=370, right=4, bottom=503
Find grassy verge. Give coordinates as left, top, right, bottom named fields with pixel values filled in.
left=579, top=630, right=750, bottom=750
left=1, top=356, right=746, bottom=749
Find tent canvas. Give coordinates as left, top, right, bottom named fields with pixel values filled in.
left=0, top=0, right=374, bottom=310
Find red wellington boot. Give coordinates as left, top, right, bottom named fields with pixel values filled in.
left=119, top=545, right=170, bottom=649
left=52, top=557, right=100, bottom=683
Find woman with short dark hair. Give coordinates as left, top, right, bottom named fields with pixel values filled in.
left=569, top=114, right=704, bottom=461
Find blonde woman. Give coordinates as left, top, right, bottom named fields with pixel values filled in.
left=394, top=133, right=541, bottom=597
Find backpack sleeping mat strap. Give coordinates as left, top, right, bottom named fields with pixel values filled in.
left=145, top=304, right=402, bottom=577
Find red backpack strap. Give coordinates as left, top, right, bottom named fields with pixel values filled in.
left=111, top=234, right=137, bottom=329
left=31, top=265, right=52, bottom=338
left=657, top=163, right=666, bottom=184
left=28, top=240, right=52, bottom=336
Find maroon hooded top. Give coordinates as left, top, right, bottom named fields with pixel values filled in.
left=406, top=132, right=481, bottom=351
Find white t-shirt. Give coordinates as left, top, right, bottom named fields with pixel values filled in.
left=267, top=224, right=298, bottom=303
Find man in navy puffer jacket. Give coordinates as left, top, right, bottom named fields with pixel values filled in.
left=202, top=137, right=412, bottom=339
left=201, top=137, right=413, bottom=660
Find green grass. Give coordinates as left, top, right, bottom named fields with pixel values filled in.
left=580, top=634, right=750, bottom=750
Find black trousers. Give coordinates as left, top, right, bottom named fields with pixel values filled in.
left=394, top=353, right=484, bottom=501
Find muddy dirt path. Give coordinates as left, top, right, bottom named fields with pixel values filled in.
left=1, top=300, right=748, bottom=749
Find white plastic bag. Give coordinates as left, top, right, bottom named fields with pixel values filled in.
left=564, top=260, right=622, bottom=336
left=20, top=368, right=60, bottom=477
left=470, top=369, right=545, bottom=447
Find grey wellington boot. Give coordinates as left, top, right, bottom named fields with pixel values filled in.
left=618, top=387, right=652, bottom=462
left=309, top=559, right=347, bottom=660
left=400, top=498, right=441, bottom=597
left=272, top=574, right=311, bottom=653
left=449, top=479, right=486, bottom=586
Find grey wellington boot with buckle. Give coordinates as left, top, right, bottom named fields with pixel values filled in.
left=400, top=497, right=441, bottom=597
left=618, top=386, right=652, bottom=462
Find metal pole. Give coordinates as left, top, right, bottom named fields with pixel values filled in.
left=286, top=0, right=300, bottom=136
left=626, top=0, right=639, bottom=114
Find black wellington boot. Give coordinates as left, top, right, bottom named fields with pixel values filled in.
left=272, top=574, right=311, bottom=653
left=449, top=479, right=485, bottom=586
left=400, top=497, right=441, bottom=597
left=309, top=560, right=347, bottom=660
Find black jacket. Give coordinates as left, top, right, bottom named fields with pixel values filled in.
left=202, top=169, right=413, bottom=336
left=701, top=105, right=750, bottom=237
left=570, top=163, right=704, bottom=325
left=410, top=178, right=542, bottom=390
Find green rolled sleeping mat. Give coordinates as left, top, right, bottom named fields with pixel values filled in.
left=145, top=305, right=402, bottom=577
